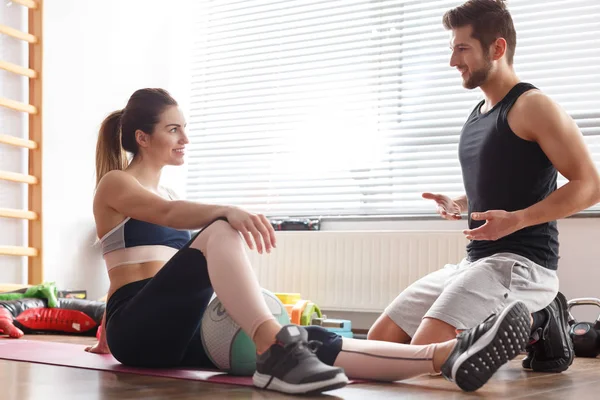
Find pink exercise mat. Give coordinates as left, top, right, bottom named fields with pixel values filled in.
left=0, top=338, right=362, bottom=388
left=0, top=339, right=257, bottom=386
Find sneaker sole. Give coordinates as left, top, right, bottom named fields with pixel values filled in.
left=451, top=301, right=530, bottom=392
left=253, top=371, right=349, bottom=395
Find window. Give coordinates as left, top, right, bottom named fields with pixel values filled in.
left=186, top=0, right=600, bottom=218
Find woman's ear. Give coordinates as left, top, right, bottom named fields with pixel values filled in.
left=135, top=129, right=150, bottom=148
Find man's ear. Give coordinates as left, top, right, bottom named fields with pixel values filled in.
left=491, top=37, right=507, bottom=61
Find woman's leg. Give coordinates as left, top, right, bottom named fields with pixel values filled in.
left=306, top=300, right=531, bottom=392
left=305, top=326, right=446, bottom=382
left=106, top=218, right=347, bottom=395
left=106, top=218, right=271, bottom=366
left=189, top=220, right=348, bottom=394
left=105, top=243, right=216, bottom=368
left=189, top=219, right=279, bottom=353
left=334, top=337, right=450, bottom=381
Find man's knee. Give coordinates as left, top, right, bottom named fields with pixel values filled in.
left=410, top=317, right=457, bottom=345
left=367, top=314, right=411, bottom=343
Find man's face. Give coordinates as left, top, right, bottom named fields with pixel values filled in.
left=449, top=25, right=493, bottom=89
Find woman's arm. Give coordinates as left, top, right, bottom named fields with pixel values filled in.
left=96, top=170, right=230, bottom=230
left=96, top=170, right=277, bottom=253
left=85, top=310, right=110, bottom=354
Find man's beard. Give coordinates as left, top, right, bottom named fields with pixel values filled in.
left=463, top=55, right=493, bottom=89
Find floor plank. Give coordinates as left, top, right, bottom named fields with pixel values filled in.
left=1, top=335, right=599, bottom=399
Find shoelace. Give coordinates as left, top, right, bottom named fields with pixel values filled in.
left=260, top=339, right=325, bottom=390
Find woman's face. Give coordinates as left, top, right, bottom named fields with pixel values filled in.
left=138, top=105, right=189, bottom=166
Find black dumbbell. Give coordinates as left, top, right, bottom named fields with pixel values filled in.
left=567, top=297, right=600, bottom=358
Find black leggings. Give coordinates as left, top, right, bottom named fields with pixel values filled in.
left=105, top=220, right=343, bottom=369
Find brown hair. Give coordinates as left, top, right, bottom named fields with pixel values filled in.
left=95, top=88, right=178, bottom=186
left=443, top=0, right=517, bottom=65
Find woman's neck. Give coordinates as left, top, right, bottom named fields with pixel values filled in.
left=126, top=156, right=163, bottom=191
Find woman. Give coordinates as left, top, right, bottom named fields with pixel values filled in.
left=85, top=88, right=531, bottom=395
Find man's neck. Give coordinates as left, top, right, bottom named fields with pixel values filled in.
left=479, top=68, right=521, bottom=113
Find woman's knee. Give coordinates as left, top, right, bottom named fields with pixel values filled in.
left=191, top=219, right=241, bottom=253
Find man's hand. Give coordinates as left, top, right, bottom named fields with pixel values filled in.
left=422, top=193, right=464, bottom=220
left=463, top=210, right=525, bottom=241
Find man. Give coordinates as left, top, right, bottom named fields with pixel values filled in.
left=368, top=0, right=600, bottom=373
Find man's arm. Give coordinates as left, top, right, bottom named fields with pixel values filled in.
left=514, top=91, right=600, bottom=227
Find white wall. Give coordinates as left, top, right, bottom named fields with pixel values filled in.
left=0, top=3, right=29, bottom=284
left=39, top=0, right=193, bottom=299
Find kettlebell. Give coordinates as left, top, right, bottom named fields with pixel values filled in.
left=567, top=297, right=600, bottom=358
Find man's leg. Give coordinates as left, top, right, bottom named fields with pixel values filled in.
left=410, top=317, right=457, bottom=345
left=368, top=314, right=412, bottom=343
left=406, top=253, right=572, bottom=372
left=408, top=254, right=534, bottom=349
left=516, top=286, right=573, bottom=371
left=485, top=254, right=573, bottom=373
left=368, top=262, right=462, bottom=343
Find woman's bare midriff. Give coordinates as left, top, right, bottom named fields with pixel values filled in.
left=106, top=261, right=167, bottom=301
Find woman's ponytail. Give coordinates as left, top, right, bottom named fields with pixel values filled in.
left=95, top=110, right=128, bottom=187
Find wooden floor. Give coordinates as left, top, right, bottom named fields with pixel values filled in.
left=1, top=335, right=599, bottom=400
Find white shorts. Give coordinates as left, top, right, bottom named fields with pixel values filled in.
left=384, top=252, right=559, bottom=337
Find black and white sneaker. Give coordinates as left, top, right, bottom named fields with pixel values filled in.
left=522, top=292, right=574, bottom=372
left=253, top=324, right=349, bottom=395
left=440, top=300, right=530, bottom=392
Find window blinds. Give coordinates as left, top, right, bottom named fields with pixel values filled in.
left=186, top=0, right=600, bottom=217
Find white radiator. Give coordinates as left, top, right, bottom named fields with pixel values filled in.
left=248, top=231, right=469, bottom=313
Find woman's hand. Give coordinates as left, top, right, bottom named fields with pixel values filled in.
left=225, top=207, right=277, bottom=254
left=0, top=308, right=24, bottom=338
left=85, top=341, right=111, bottom=354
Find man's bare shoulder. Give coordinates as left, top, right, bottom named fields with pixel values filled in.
left=509, top=89, right=566, bottom=141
